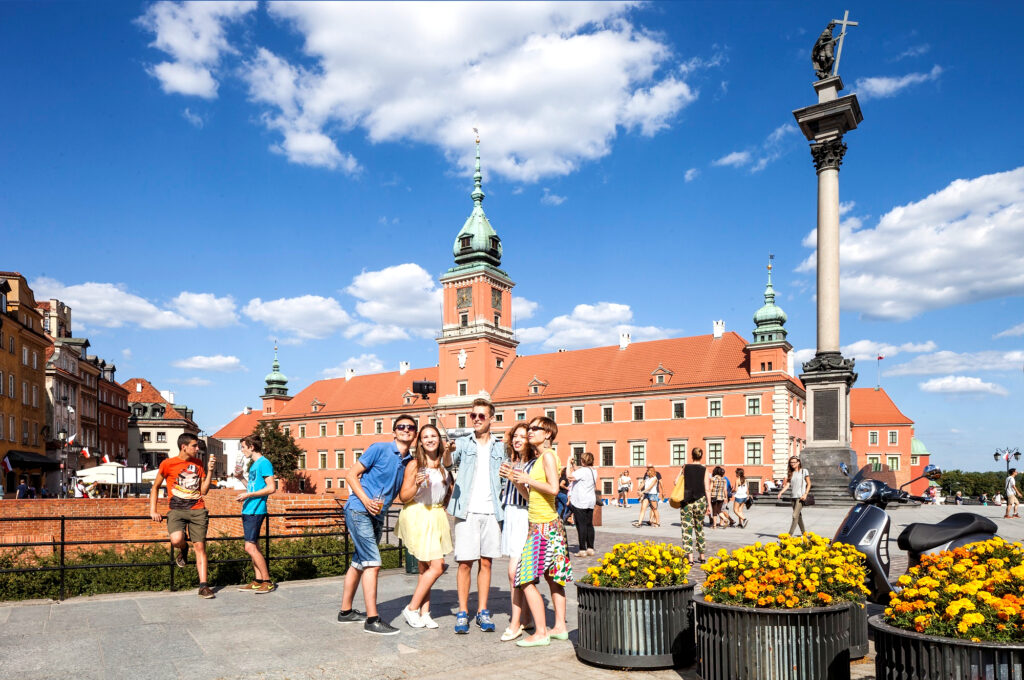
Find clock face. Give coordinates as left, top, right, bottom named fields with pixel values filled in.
left=457, top=287, right=472, bottom=308
left=491, top=287, right=502, bottom=310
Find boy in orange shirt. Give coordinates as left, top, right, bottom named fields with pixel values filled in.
left=150, top=433, right=216, bottom=598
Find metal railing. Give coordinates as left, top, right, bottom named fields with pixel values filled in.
left=0, top=507, right=403, bottom=601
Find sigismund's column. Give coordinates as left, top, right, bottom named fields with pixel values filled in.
left=791, top=14, right=863, bottom=504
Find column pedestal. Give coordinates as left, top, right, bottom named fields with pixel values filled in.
left=800, top=352, right=858, bottom=505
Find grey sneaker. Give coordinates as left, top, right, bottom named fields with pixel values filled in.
left=337, top=609, right=366, bottom=623
left=476, top=609, right=495, bottom=632
left=364, top=618, right=400, bottom=635
left=175, top=547, right=188, bottom=568
left=197, top=586, right=215, bottom=599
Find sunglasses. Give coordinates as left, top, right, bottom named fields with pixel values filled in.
left=469, top=413, right=489, bottom=421
left=527, top=426, right=546, bottom=432
left=395, top=424, right=417, bottom=432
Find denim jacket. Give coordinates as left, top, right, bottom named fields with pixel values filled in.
left=446, top=434, right=506, bottom=522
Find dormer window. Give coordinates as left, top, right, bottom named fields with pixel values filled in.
left=489, top=236, right=500, bottom=252
left=460, top=236, right=471, bottom=250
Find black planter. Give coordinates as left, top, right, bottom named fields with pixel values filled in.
left=848, top=601, right=869, bottom=660
left=575, top=582, right=696, bottom=669
left=695, top=599, right=851, bottom=680
left=870, top=615, right=1024, bottom=679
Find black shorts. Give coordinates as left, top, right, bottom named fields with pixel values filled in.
left=242, top=514, right=266, bottom=543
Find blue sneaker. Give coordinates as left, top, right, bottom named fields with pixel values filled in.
left=476, top=609, right=495, bottom=632
left=454, top=610, right=469, bottom=634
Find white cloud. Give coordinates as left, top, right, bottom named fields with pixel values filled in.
left=541, top=188, right=566, bottom=206
left=798, top=167, right=1024, bottom=320
left=712, top=150, right=751, bottom=168
left=229, top=2, right=696, bottom=181
left=886, top=350, right=1024, bottom=376
left=995, top=322, right=1024, bottom=339
left=172, top=354, right=245, bottom=372
left=321, top=353, right=386, bottom=378
left=343, top=263, right=442, bottom=344
left=518, top=301, right=676, bottom=350
left=919, top=375, right=1008, bottom=397
left=31, top=277, right=193, bottom=330
left=171, top=377, right=213, bottom=387
left=170, top=292, right=238, bottom=327
left=678, top=50, right=726, bottom=76
left=839, top=201, right=856, bottom=216
left=792, top=339, right=936, bottom=366
left=513, top=296, right=539, bottom=321
left=138, top=1, right=256, bottom=98
left=854, top=65, right=943, bottom=101
left=121, top=348, right=133, bottom=360
left=243, top=295, right=352, bottom=342
left=684, top=168, right=699, bottom=182
left=893, top=44, right=930, bottom=61
left=182, top=107, right=204, bottom=128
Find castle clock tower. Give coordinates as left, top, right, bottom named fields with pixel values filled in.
left=436, top=136, right=518, bottom=407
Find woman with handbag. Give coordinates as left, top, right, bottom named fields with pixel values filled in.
left=497, top=423, right=535, bottom=641
left=732, top=468, right=749, bottom=529
left=709, top=467, right=730, bottom=528
left=777, top=456, right=811, bottom=536
left=675, top=447, right=711, bottom=563
left=568, top=452, right=598, bottom=555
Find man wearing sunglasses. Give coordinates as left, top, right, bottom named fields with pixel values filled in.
left=447, top=398, right=505, bottom=634
left=338, top=414, right=418, bottom=635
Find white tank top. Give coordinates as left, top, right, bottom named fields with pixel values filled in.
left=413, top=467, right=448, bottom=506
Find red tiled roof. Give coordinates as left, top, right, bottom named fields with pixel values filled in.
left=491, top=332, right=800, bottom=402
left=276, top=367, right=439, bottom=418
left=213, top=409, right=264, bottom=439
left=36, top=301, right=51, bottom=311
left=850, top=388, right=913, bottom=426
left=120, top=377, right=189, bottom=421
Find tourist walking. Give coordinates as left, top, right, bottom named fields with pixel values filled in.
left=732, top=468, right=749, bottom=528
left=497, top=423, right=534, bottom=641
left=676, top=447, right=711, bottom=563
left=149, top=433, right=216, bottom=599
left=396, top=424, right=452, bottom=630
left=709, top=467, right=730, bottom=528
left=1005, top=468, right=1020, bottom=518
left=339, top=414, right=417, bottom=635
left=616, top=469, right=632, bottom=507
left=235, top=435, right=277, bottom=593
left=568, top=451, right=597, bottom=555
left=634, top=466, right=661, bottom=527
left=512, top=416, right=571, bottom=647
left=556, top=468, right=573, bottom=524
left=777, top=456, right=811, bottom=536
left=447, top=398, right=505, bottom=635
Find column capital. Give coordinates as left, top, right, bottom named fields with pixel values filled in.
left=811, top=138, right=847, bottom=173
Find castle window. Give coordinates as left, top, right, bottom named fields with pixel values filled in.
left=299, top=425, right=306, bottom=438
left=489, top=236, right=499, bottom=252
left=531, top=385, right=539, bottom=394
left=656, top=374, right=665, bottom=384
left=572, top=407, right=583, bottom=424
left=496, top=358, right=504, bottom=369
left=545, top=409, right=556, bottom=421
left=602, top=406, right=613, bottom=422
left=888, top=455, right=900, bottom=471
left=707, top=441, right=723, bottom=464
left=460, top=236, right=471, bottom=250
left=672, top=401, right=685, bottom=419
left=375, top=420, right=383, bottom=435
left=515, top=411, right=525, bottom=421
left=745, top=441, right=763, bottom=465
left=889, top=430, right=898, bottom=445
left=747, top=397, right=761, bottom=416
left=460, top=313, right=468, bottom=327
left=708, top=399, right=722, bottom=418
left=457, top=415, right=467, bottom=428
left=494, top=314, right=500, bottom=326
left=869, top=431, right=878, bottom=446
left=354, top=422, right=362, bottom=435
left=458, top=381, right=468, bottom=396
left=632, top=403, right=644, bottom=421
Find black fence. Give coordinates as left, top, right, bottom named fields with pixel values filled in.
left=0, top=507, right=404, bottom=601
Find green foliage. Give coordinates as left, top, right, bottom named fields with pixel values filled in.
left=254, top=421, right=303, bottom=483
left=0, top=533, right=402, bottom=601
left=939, top=470, right=1006, bottom=498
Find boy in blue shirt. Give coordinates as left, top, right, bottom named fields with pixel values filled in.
left=235, top=435, right=277, bottom=593
left=338, top=414, right=417, bottom=635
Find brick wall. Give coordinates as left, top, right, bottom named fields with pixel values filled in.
left=0, top=488, right=352, bottom=556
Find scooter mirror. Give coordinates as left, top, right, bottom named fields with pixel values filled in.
left=838, top=462, right=849, bottom=476
left=923, top=464, right=942, bottom=480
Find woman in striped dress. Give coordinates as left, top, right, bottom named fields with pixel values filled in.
left=498, top=423, right=535, bottom=641
left=511, top=416, right=572, bottom=647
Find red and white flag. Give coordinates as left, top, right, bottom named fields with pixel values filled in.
left=101, top=453, right=111, bottom=464
left=1007, top=451, right=1013, bottom=462
left=68, top=432, right=77, bottom=445
left=877, top=354, right=885, bottom=361
left=1, top=457, right=12, bottom=473
left=81, top=447, right=90, bottom=459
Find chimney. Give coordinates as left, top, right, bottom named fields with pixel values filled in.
left=787, top=350, right=795, bottom=376
left=399, top=361, right=410, bottom=375
left=712, top=320, right=725, bottom=339
left=136, top=382, right=142, bottom=392
left=244, top=406, right=252, bottom=415
left=345, top=368, right=356, bottom=381
left=160, top=390, right=175, bottom=403
left=619, top=331, right=631, bottom=350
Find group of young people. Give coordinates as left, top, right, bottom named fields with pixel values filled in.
left=340, top=398, right=573, bottom=646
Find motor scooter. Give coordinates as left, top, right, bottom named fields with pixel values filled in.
left=832, top=462, right=998, bottom=604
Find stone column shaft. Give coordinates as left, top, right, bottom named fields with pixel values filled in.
left=816, top=165, right=841, bottom=353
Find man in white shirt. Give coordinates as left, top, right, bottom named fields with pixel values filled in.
left=1005, top=469, right=1020, bottom=519
left=447, top=398, right=505, bottom=634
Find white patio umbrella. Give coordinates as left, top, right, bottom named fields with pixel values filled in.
left=74, top=462, right=126, bottom=484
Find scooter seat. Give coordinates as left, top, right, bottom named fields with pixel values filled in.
left=897, top=513, right=998, bottom=553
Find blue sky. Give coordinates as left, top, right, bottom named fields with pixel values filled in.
left=2, top=2, right=1022, bottom=471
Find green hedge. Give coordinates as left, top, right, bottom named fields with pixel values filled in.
left=0, top=534, right=403, bottom=601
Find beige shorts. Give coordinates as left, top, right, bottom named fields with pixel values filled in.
left=167, top=508, right=209, bottom=544
left=453, top=513, right=501, bottom=562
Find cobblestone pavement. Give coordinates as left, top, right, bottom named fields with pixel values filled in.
left=2, top=501, right=1020, bottom=679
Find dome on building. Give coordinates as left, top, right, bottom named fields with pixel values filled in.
left=263, top=346, right=289, bottom=398
left=911, top=437, right=930, bottom=457
left=751, top=260, right=788, bottom=344
left=451, top=136, right=502, bottom=267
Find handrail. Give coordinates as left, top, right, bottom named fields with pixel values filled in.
left=0, top=508, right=404, bottom=601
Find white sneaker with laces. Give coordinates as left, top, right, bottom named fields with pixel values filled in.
left=402, top=607, right=425, bottom=628
left=420, top=612, right=438, bottom=629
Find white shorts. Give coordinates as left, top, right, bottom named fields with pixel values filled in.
left=500, top=505, right=529, bottom=559
left=453, top=512, right=501, bottom=562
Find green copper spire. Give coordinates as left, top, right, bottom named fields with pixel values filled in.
left=752, top=256, right=788, bottom=344
left=263, top=343, right=289, bottom=397
left=452, top=131, right=502, bottom=267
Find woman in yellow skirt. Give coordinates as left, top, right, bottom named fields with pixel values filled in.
left=396, top=424, right=452, bottom=629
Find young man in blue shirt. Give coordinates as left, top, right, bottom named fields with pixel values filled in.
left=338, top=414, right=417, bottom=635
left=235, top=435, right=276, bottom=593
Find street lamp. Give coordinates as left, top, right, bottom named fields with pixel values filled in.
left=995, top=447, right=1021, bottom=477
left=57, top=428, right=68, bottom=498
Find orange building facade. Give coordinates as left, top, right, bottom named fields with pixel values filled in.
left=849, top=387, right=925, bottom=493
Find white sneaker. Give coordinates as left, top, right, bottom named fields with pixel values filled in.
left=420, top=612, right=438, bottom=629
left=501, top=625, right=525, bottom=642
left=586, top=548, right=595, bottom=556
left=402, top=607, right=425, bottom=628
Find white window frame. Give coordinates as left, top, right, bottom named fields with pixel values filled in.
left=354, top=422, right=362, bottom=435
left=599, top=442, right=615, bottom=467
left=887, top=455, right=900, bottom=471
left=545, top=409, right=556, bottom=421
left=888, top=430, right=898, bottom=446
left=299, top=425, right=306, bottom=438
left=336, top=450, right=345, bottom=468
left=515, top=411, right=525, bottom=421
left=602, top=405, right=613, bottom=422
left=630, top=441, right=646, bottom=467
left=746, top=396, right=761, bottom=416
left=572, top=407, right=584, bottom=424
left=867, top=454, right=881, bottom=472
left=744, top=439, right=763, bottom=465
left=706, top=439, right=724, bottom=465
left=375, top=419, right=383, bottom=435
left=457, top=380, right=468, bottom=397
left=319, top=451, right=328, bottom=469
left=457, top=415, right=467, bottom=428
left=670, top=440, right=687, bottom=466
left=708, top=398, right=722, bottom=418
left=319, top=423, right=327, bottom=437
left=632, top=402, right=644, bottom=421
left=868, top=430, right=879, bottom=446
left=672, top=400, right=685, bottom=419
left=336, top=422, right=344, bottom=436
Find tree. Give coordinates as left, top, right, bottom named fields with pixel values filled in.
left=252, top=421, right=303, bottom=486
